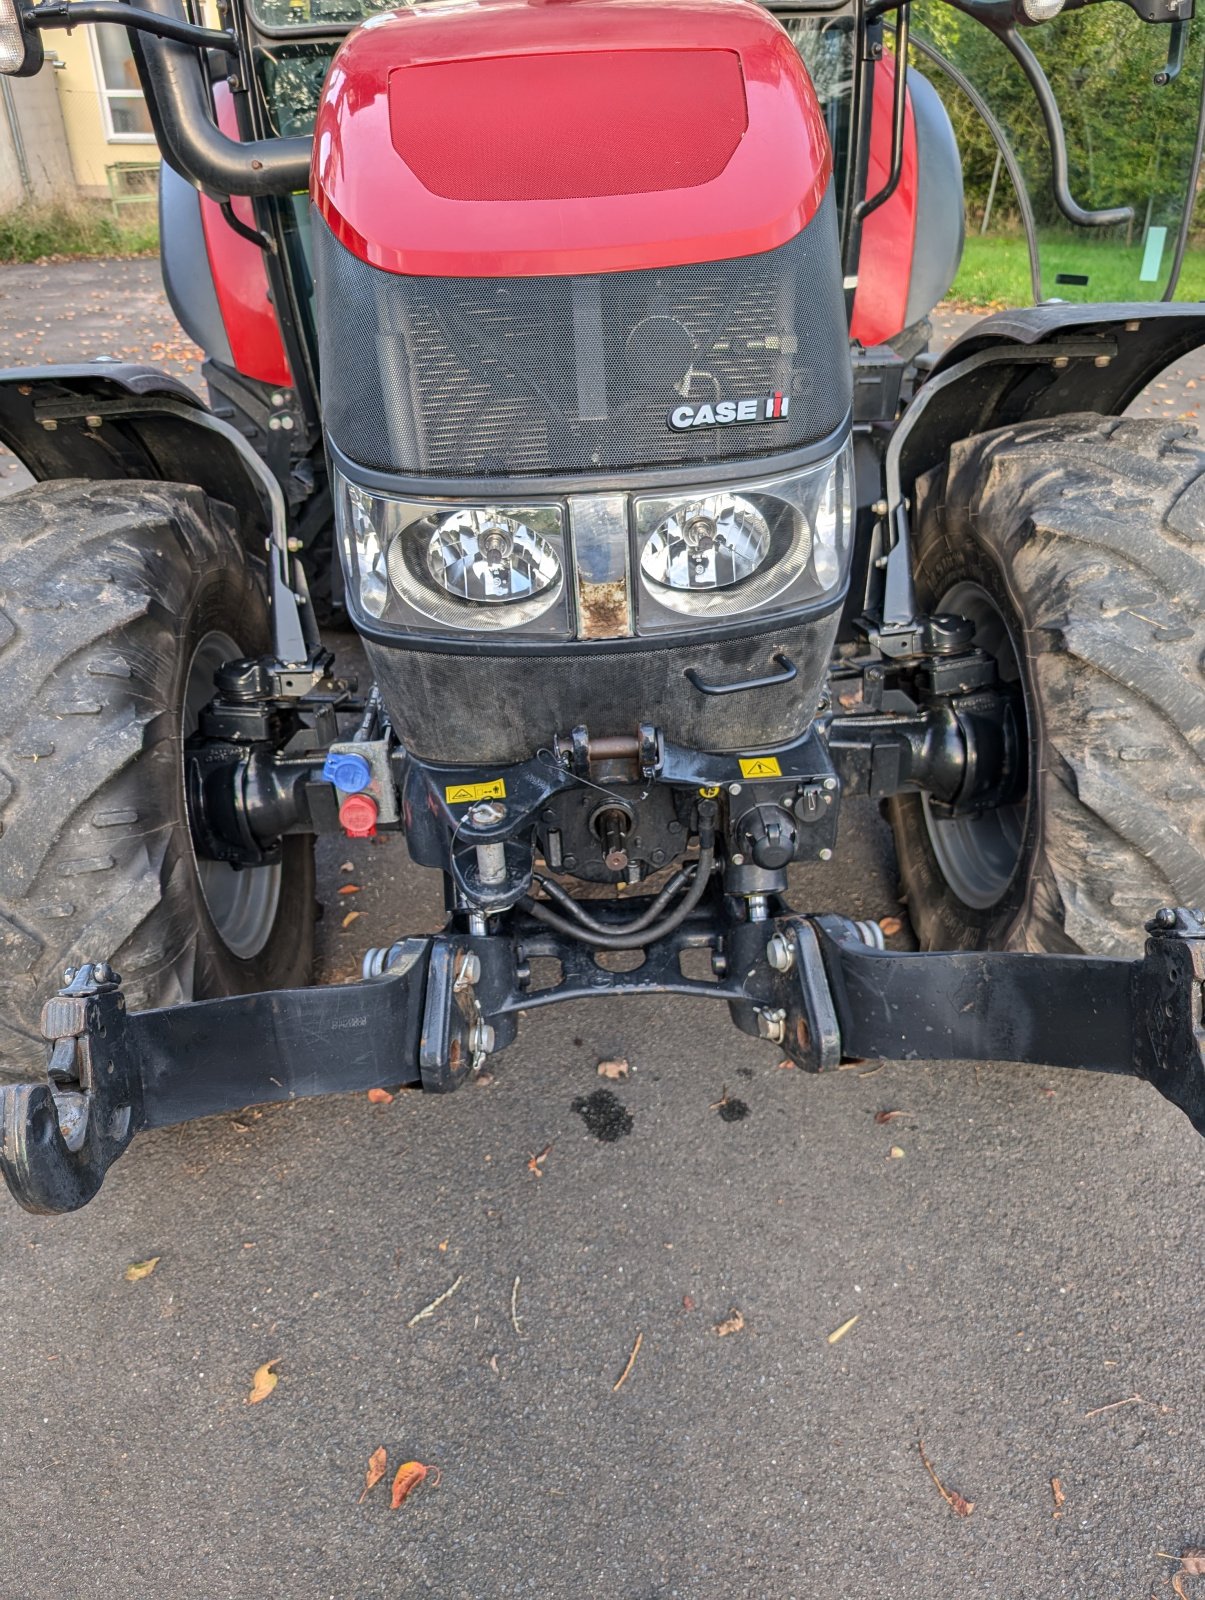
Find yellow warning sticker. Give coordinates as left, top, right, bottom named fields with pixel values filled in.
left=445, top=778, right=507, bottom=805
left=739, top=757, right=783, bottom=779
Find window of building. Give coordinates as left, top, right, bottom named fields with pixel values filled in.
left=89, top=27, right=154, bottom=141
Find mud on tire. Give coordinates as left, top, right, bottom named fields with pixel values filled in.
left=888, top=415, right=1205, bottom=957
left=0, top=479, right=315, bottom=1079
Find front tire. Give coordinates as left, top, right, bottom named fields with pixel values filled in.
left=888, top=415, right=1205, bottom=956
left=0, top=479, right=315, bottom=1079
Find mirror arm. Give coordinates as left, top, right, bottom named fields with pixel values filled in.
left=25, top=0, right=237, bottom=51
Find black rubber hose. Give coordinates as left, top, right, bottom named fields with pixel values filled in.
left=520, top=845, right=715, bottom=951
left=530, top=867, right=691, bottom=936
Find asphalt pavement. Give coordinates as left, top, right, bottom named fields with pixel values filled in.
left=0, top=258, right=1201, bottom=1600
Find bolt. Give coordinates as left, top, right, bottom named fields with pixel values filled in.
left=271, top=392, right=286, bottom=408
left=469, top=1020, right=495, bottom=1055
left=455, top=951, right=481, bottom=990
left=1052, top=356, right=1069, bottom=370
left=269, top=417, right=282, bottom=430
left=818, top=848, right=833, bottom=861
left=85, top=414, right=103, bottom=430
left=1125, top=320, right=1141, bottom=332
left=280, top=415, right=295, bottom=430
left=39, top=418, right=57, bottom=432
left=93, top=961, right=113, bottom=984
left=1093, top=354, right=1112, bottom=369
left=63, top=967, right=76, bottom=984
left=756, top=1008, right=786, bottom=1044
left=871, top=499, right=888, bottom=517
left=766, top=933, right=794, bottom=973
left=823, top=777, right=838, bottom=792
left=728, top=782, right=742, bottom=796
left=286, top=536, right=304, bottom=553
left=1153, top=906, right=1178, bottom=929
left=467, top=800, right=507, bottom=829
left=730, top=852, right=746, bottom=866
left=651, top=849, right=665, bottom=865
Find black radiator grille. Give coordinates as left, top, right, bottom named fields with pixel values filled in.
left=315, top=190, right=850, bottom=480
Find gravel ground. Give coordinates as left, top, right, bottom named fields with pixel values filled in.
left=0, top=258, right=1201, bottom=1600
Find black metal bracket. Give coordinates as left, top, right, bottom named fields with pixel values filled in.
left=2, top=905, right=1203, bottom=1215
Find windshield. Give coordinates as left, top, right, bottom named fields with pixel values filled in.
left=908, top=2, right=1205, bottom=303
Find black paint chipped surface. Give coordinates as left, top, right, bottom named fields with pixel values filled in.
left=571, top=1088, right=634, bottom=1142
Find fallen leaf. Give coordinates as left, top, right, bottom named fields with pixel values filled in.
left=918, top=1438, right=974, bottom=1517
left=874, top=1109, right=909, bottom=1124
left=359, top=1447, right=387, bottom=1503
left=682, top=1294, right=696, bottom=1312
left=776, top=1058, right=796, bottom=1071
left=246, top=1359, right=280, bottom=1405
left=391, top=1460, right=441, bottom=1509
left=339, top=860, right=354, bottom=873
left=438, top=1239, right=448, bottom=1252
left=1050, top=1476, right=1065, bottom=1516
left=714, top=1308, right=745, bottom=1337
left=1181, top=1550, right=1205, bottom=1576
left=1174, top=1577, right=1190, bottom=1600
left=827, top=1314, right=859, bottom=1345
left=124, top=1257, right=159, bottom=1282
left=887, top=1146, right=905, bottom=1159
left=342, top=910, right=361, bottom=929
left=367, top=1087, right=394, bottom=1105
left=597, top=1058, right=630, bottom=1081
left=338, top=883, right=361, bottom=895
left=878, top=915, right=904, bottom=937
left=527, top=1143, right=553, bottom=1176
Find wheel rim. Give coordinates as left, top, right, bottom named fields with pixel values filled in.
left=183, top=632, right=282, bottom=960
left=920, top=582, right=1028, bottom=911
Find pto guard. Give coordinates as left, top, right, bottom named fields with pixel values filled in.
left=2, top=907, right=1203, bottom=1215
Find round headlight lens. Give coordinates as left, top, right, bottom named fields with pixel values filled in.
left=424, top=509, right=561, bottom=604
left=639, top=494, right=771, bottom=593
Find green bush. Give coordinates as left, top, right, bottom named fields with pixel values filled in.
left=0, top=200, right=159, bottom=264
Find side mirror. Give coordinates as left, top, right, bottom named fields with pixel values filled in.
left=0, top=0, right=43, bottom=76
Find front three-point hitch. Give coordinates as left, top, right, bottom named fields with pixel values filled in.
left=1, top=903, right=1203, bottom=1214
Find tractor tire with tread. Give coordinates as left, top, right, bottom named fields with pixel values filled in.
left=0, top=478, right=315, bottom=1081
left=888, top=414, right=1205, bottom=957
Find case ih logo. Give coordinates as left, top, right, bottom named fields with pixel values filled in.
left=668, top=393, right=790, bottom=431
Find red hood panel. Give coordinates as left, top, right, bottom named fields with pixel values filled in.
left=312, top=0, right=831, bottom=277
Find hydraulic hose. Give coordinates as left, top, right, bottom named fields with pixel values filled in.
left=520, top=844, right=715, bottom=951
left=530, top=867, right=691, bottom=937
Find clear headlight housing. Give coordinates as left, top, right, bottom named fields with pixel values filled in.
left=333, top=437, right=853, bottom=641
left=335, top=476, right=572, bottom=637
left=631, top=439, right=855, bottom=634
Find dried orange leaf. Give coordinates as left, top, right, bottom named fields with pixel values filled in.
left=597, top=1058, right=630, bottom=1081
left=338, top=883, right=361, bottom=895
left=390, top=1460, right=441, bottom=1509
left=874, top=1109, right=909, bottom=1124
left=367, top=1087, right=394, bottom=1105
left=246, top=1358, right=280, bottom=1405
left=527, top=1143, right=553, bottom=1176
left=341, top=910, right=361, bottom=929
left=1173, top=1576, right=1190, bottom=1600
left=878, top=916, right=904, bottom=937
left=888, top=1146, right=905, bottom=1159
left=714, top=1308, right=745, bottom=1337
left=1182, top=1551, right=1205, bottom=1577
left=1050, top=1477, right=1065, bottom=1515
left=827, top=1314, right=859, bottom=1345
left=124, top=1257, right=160, bottom=1282
left=359, top=1447, right=387, bottom=1504
left=918, top=1439, right=974, bottom=1517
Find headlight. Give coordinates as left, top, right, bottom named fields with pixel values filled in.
left=335, top=475, right=571, bottom=637
left=632, top=440, right=854, bottom=633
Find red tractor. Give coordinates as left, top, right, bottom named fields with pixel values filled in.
left=0, top=0, right=1202, bottom=1213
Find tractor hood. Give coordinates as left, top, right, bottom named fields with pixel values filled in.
left=310, top=0, right=834, bottom=278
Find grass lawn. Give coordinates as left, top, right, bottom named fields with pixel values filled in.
left=0, top=201, right=158, bottom=265
left=949, top=232, right=1205, bottom=310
